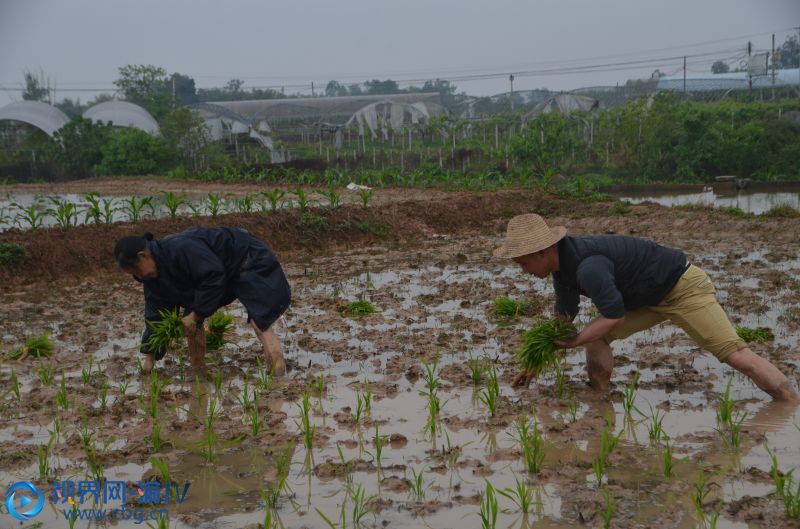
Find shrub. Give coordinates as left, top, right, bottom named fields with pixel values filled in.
left=0, top=242, right=25, bottom=268
left=97, top=128, right=169, bottom=175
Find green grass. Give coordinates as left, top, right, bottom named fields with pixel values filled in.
left=205, top=312, right=234, bottom=350
left=761, top=204, right=800, bottom=218
left=342, top=298, right=378, bottom=316
left=516, top=319, right=577, bottom=375
left=735, top=326, right=773, bottom=343
left=5, top=333, right=54, bottom=360
left=0, top=242, right=25, bottom=268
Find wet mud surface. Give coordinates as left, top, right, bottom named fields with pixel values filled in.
left=1, top=191, right=799, bottom=528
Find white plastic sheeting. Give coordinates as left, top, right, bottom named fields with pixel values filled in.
left=345, top=100, right=437, bottom=139
left=83, top=101, right=160, bottom=135
left=525, top=94, right=600, bottom=120
left=656, top=68, right=800, bottom=92
left=0, top=101, right=70, bottom=136
left=191, top=104, right=283, bottom=163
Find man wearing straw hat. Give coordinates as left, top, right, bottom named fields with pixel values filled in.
left=495, top=213, right=799, bottom=402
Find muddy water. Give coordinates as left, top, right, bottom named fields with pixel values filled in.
left=1, top=234, right=799, bottom=529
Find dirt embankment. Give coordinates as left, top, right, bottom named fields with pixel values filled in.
left=2, top=188, right=799, bottom=287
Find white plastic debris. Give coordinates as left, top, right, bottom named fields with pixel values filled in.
left=346, top=183, right=371, bottom=191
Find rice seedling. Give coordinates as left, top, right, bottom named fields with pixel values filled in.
left=262, top=444, right=293, bottom=508
left=423, top=388, right=445, bottom=438
left=309, top=373, right=326, bottom=396
left=421, top=355, right=440, bottom=393
left=692, top=467, right=720, bottom=528
left=516, top=319, right=576, bottom=376
left=479, top=480, right=499, bottom=529
left=149, top=371, right=167, bottom=420
left=85, top=439, right=105, bottom=482
left=316, top=500, right=346, bottom=529
left=205, top=312, right=234, bottom=350
left=513, top=416, right=546, bottom=474
left=6, top=332, right=54, bottom=360
left=766, top=445, right=800, bottom=519
left=497, top=476, right=532, bottom=514
left=78, top=415, right=94, bottom=451
left=717, top=376, right=735, bottom=424
left=342, top=298, right=378, bottom=316
left=82, top=355, right=95, bottom=385
left=621, top=369, right=640, bottom=416
left=663, top=440, right=675, bottom=477
left=361, top=380, right=372, bottom=414
left=296, top=391, right=315, bottom=449
left=236, top=375, right=253, bottom=412
left=466, top=355, right=484, bottom=385
left=261, top=189, right=285, bottom=213
left=38, top=443, right=50, bottom=479
left=56, top=373, right=68, bottom=410
left=201, top=398, right=219, bottom=462
left=248, top=392, right=262, bottom=436
left=372, top=424, right=388, bottom=467
left=146, top=513, right=169, bottom=529
left=480, top=365, right=501, bottom=417
left=150, top=422, right=162, bottom=453
left=39, top=364, right=55, bottom=386
left=47, top=197, right=80, bottom=228
left=150, top=457, right=171, bottom=486
left=718, top=410, right=748, bottom=449
left=735, top=326, right=773, bottom=343
left=358, top=188, right=373, bottom=208
left=120, top=196, right=154, bottom=223
left=211, top=370, right=224, bottom=394
left=143, top=309, right=184, bottom=353
left=647, top=405, right=666, bottom=443
left=9, top=369, right=20, bottom=400
left=592, top=421, right=621, bottom=485
left=349, top=482, right=377, bottom=526
left=600, top=487, right=615, bottom=529
left=99, top=380, right=109, bottom=410
left=66, top=502, right=80, bottom=529
left=255, top=357, right=273, bottom=392
left=119, top=377, right=131, bottom=397
left=49, top=410, right=62, bottom=443
left=351, top=391, right=366, bottom=424
left=161, top=191, right=187, bottom=219
left=493, top=296, right=530, bottom=318
left=553, top=361, right=568, bottom=398
left=408, top=467, right=428, bottom=500
left=564, top=395, right=579, bottom=424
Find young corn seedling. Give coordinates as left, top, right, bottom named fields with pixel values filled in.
left=6, top=332, right=54, bottom=360
left=479, top=480, right=499, bottom=529
left=297, top=391, right=316, bottom=450
left=466, top=355, right=484, bottom=385
left=493, top=296, right=529, bottom=318
left=497, top=476, right=532, bottom=514
left=592, top=421, right=621, bottom=486
left=320, top=189, right=342, bottom=209
left=408, top=467, right=428, bottom=500
left=83, top=192, right=115, bottom=225
left=480, top=366, right=501, bottom=417
left=120, top=196, right=154, bottom=223
left=205, top=312, right=234, bottom=350
left=513, top=416, right=547, bottom=474
left=358, top=188, right=373, bottom=208
left=46, top=197, right=80, bottom=228
left=516, top=319, right=576, bottom=378
left=161, top=191, right=187, bottom=219
left=766, top=445, right=800, bottom=519
left=234, top=193, right=256, bottom=214
left=205, top=193, right=225, bottom=217
left=38, top=443, right=50, bottom=479
left=622, top=369, right=640, bottom=416
left=11, top=200, right=46, bottom=230
left=261, top=189, right=285, bottom=213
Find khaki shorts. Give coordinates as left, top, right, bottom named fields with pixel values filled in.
left=605, top=265, right=746, bottom=360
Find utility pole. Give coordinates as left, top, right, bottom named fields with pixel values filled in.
left=509, top=74, right=515, bottom=111
left=311, top=82, right=315, bottom=97
left=747, top=41, right=752, bottom=93
left=172, top=76, right=176, bottom=108
left=682, top=56, right=686, bottom=93
left=772, top=33, right=776, bottom=100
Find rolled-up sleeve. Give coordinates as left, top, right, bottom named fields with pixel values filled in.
left=576, top=255, right=625, bottom=319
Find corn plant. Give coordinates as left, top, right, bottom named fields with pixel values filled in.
left=233, top=193, right=255, bottom=213
left=358, top=188, right=373, bottom=208
left=120, top=196, right=154, bottom=223
left=516, top=319, right=576, bottom=376
left=513, top=416, right=546, bottom=474
left=497, top=476, right=532, bottom=514
left=479, top=480, right=499, bottom=529
left=480, top=365, right=501, bottom=417
left=47, top=197, right=80, bottom=228
left=38, top=443, right=50, bottom=479
left=206, top=193, right=224, bottom=217
left=621, top=369, right=640, bottom=416
left=6, top=332, right=54, bottom=360
left=11, top=200, right=46, bottom=229
left=162, top=191, right=186, bottom=219
left=292, top=188, right=312, bottom=211
left=296, top=391, right=315, bottom=449
left=592, top=421, right=620, bottom=485
left=408, top=467, right=428, bottom=500
left=766, top=445, right=800, bottom=519
left=261, top=189, right=285, bottom=213
left=320, top=189, right=342, bottom=209
left=83, top=192, right=115, bottom=225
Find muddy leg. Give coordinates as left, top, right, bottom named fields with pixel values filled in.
left=186, top=328, right=207, bottom=374
left=585, top=339, right=614, bottom=392
left=251, top=322, right=285, bottom=376
left=724, top=347, right=800, bottom=403
left=142, top=353, right=155, bottom=374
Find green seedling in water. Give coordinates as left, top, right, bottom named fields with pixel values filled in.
left=85, top=439, right=105, bottom=482
left=663, top=440, right=675, bottom=477
left=201, top=398, right=219, bottom=462
left=236, top=375, right=253, bottom=412
left=343, top=298, right=378, bottom=316
left=766, top=445, right=800, bottom=519
left=150, top=423, right=162, bottom=453
left=6, top=332, right=54, bottom=360
left=150, top=457, right=171, bottom=485
left=148, top=371, right=167, bottom=420
left=497, top=476, right=533, bottom=514
left=600, top=487, right=615, bottom=529
left=466, top=355, right=484, bottom=385
left=361, top=380, right=372, bottom=414
left=49, top=410, right=62, bottom=443
left=296, top=391, right=315, bottom=449
left=352, top=391, right=367, bottom=424
left=56, top=373, right=68, bottom=410
left=717, top=376, right=735, bottom=425
left=205, top=312, right=234, bottom=350
left=715, top=376, right=747, bottom=449
left=421, top=355, right=440, bottom=393
left=513, top=416, right=546, bottom=474
left=309, top=373, right=326, bottom=396
left=211, top=370, right=223, bottom=394
left=82, top=355, right=95, bottom=385
left=99, top=380, right=109, bottom=410
left=119, top=377, right=130, bottom=397
left=647, top=405, right=666, bottom=443
left=554, top=361, right=568, bottom=398
left=248, top=392, right=263, bottom=436
left=622, top=369, right=640, bottom=416
left=592, top=420, right=621, bottom=485
left=372, top=424, right=388, bottom=467
left=692, top=467, right=720, bottom=528
left=479, top=480, right=499, bottom=529
left=735, top=326, right=773, bottom=343
left=422, top=388, right=446, bottom=438
left=9, top=369, right=20, bottom=400
left=349, top=482, right=377, bottom=526
left=408, top=467, right=428, bottom=500
left=564, top=395, right=579, bottom=424
left=480, top=366, right=501, bottom=417
left=493, top=296, right=530, bottom=318
left=39, top=364, right=55, bottom=386
left=262, top=444, right=293, bottom=508
left=516, top=319, right=576, bottom=376
left=38, top=444, right=50, bottom=479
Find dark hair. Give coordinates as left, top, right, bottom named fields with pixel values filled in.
left=114, top=232, right=153, bottom=268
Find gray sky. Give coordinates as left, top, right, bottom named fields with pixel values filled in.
left=0, top=0, right=798, bottom=106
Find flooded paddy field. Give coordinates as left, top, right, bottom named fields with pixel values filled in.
left=1, top=192, right=799, bottom=529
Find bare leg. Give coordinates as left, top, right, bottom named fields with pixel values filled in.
left=186, top=328, right=207, bottom=374
left=585, top=339, right=614, bottom=392
left=251, top=322, right=285, bottom=376
left=724, top=347, right=799, bottom=403
left=142, top=353, right=155, bottom=374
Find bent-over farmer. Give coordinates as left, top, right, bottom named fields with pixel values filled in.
left=496, top=213, right=799, bottom=402
left=114, top=226, right=291, bottom=375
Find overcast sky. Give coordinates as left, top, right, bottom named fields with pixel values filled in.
left=0, top=0, right=798, bottom=106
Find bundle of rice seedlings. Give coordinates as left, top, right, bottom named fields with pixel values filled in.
left=493, top=296, right=530, bottom=318
left=341, top=299, right=378, bottom=316
left=205, top=312, right=234, bottom=350
left=516, top=319, right=577, bottom=374
left=735, top=326, right=773, bottom=343
left=143, top=309, right=184, bottom=353
left=5, top=333, right=54, bottom=360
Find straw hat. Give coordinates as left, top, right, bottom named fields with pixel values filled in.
left=494, top=214, right=567, bottom=258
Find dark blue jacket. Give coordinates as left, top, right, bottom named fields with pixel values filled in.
left=553, top=235, right=687, bottom=319
left=140, top=227, right=273, bottom=354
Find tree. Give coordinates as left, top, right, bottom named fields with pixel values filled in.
left=49, top=117, right=112, bottom=177
left=364, top=79, right=400, bottom=95
left=113, top=64, right=173, bottom=119
left=170, top=73, right=198, bottom=105
left=347, top=83, right=363, bottom=95
left=159, top=107, right=218, bottom=173
left=55, top=98, right=85, bottom=118
left=226, top=78, right=245, bottom=92
left=711, top=60, right=730, bottom=74
left=325, top=80, right=347, bottom=97
left=97, top=128, right=169, bottom=175
left=22, top=71, right=50, bottom=102
left=774, top=35, right=800, bottom=69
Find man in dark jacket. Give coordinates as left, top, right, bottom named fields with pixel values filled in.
left=114, top=227, right=291, bottom=374
left=496, top=214, right=798, bottom=402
